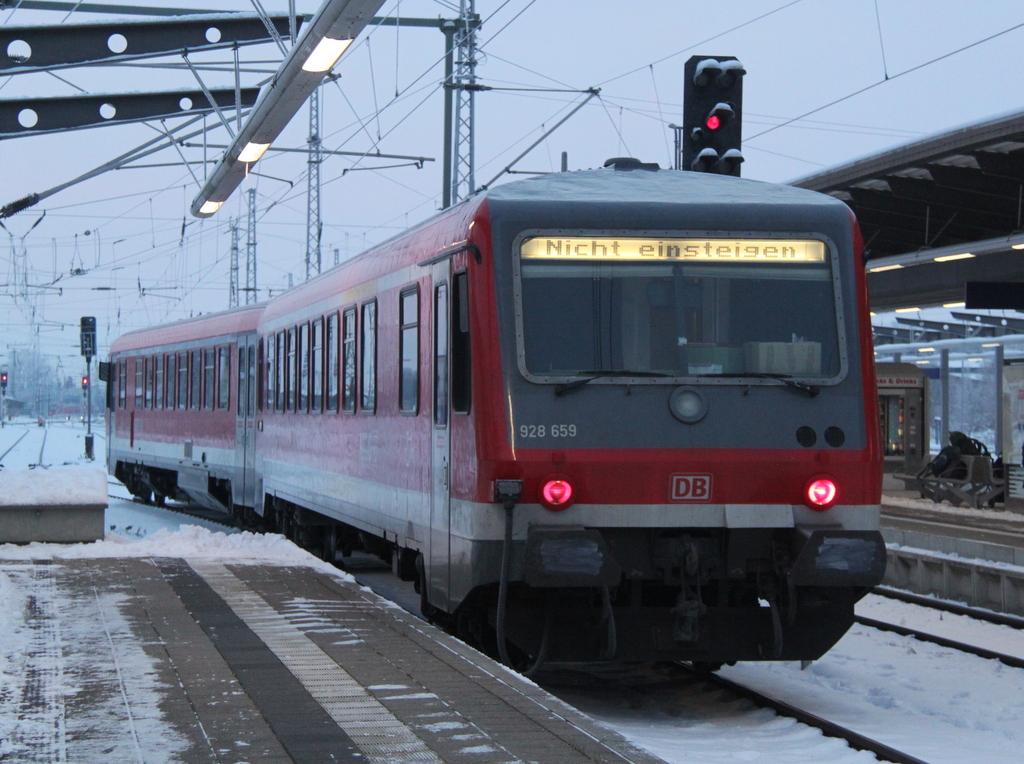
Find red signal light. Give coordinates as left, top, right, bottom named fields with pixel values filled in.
left=805, top=477, right=838, bottom=510
left=706, top=114, right=721, bottom=130
left=540, top=478, right=574, bottom=511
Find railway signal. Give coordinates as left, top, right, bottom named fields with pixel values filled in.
left=80, top=316, right=96, bottom=359
left=80, top=316, right=96, bottom=459
left=682, top=55, right=745, bottom=176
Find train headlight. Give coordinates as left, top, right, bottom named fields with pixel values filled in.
left=540, top=477, right=575, bottom=511
left=805, top=477, right=838, bottom=510
left=669, top=386, right=707, bottom=424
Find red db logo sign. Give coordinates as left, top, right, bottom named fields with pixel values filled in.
left=670, top=474, right=712, bottom=502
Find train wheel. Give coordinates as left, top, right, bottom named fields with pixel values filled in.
left=321, top=525, right=338, bottom=564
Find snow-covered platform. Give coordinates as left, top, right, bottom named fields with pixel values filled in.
left=0, top=539, right=664, bottom=764
left=0, top=468, right=106, bottom=543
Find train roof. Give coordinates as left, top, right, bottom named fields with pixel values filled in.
left=486, top=164, right=843, bottom=208
left=257, top=166, right=851, bottom=328
left=109, top=303, right=265, bottom=354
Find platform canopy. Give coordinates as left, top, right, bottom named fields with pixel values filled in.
left=792, top=109, right=1024, bottom=313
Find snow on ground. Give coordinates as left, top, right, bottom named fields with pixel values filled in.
left=719, top=626, right=1024, bottom=764
left=3, top=420, right=1024, bottom=763
left=554, top=591, right=1024, bottom=764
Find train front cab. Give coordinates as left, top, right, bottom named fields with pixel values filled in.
left=442, top=169, right=887, bottom=666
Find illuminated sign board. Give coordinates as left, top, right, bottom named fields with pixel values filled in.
left=521, top=236, right=825, bottom=262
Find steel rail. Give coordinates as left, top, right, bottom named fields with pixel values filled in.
left=855, top=615, right=1024, bottom=670
left=0, top=428, right=28, bottom=463
left=678, top=664, right=929, bottom=764
left=32, top=428, right=47, bottom=468
left=872, top=585, right=1024, bottom=630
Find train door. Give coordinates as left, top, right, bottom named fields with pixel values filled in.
left=429, top=268, right=452, bottom=610
left=235, top=337, right=258, bottom=509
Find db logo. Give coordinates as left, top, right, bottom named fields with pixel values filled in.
left=670, top=474, right=712, bottom=502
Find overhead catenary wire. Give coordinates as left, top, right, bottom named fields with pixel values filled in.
left=746, top=17, right=1024, bottom=143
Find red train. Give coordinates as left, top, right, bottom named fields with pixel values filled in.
left=108, top=160, right=885, bottom=668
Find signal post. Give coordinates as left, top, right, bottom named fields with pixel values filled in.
left=80, top=316, right=95, bottom=459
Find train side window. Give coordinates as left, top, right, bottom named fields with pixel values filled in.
left=154, top=355, right=163, bottom=410
left=276, top=332, right=285, bottom=412
left=361, top=301, right=377, bottom=414
left=178, top=352, right=188, bottom=409
left=299, top=322, right=310, bottom=412
left=237, top=347, right=245, bottom=416
left=145, top=357, right=153, bottom=409
left=266, top=335, right=275, bottom=412
left=326, top=313, right=339, bottom=413
left=167, top=354, right=176, bottom=411
left=190, top=350, right=201, bottom=410
left=203, top=348, right=215, bottom=410
left=342, top=308, right=357, bottom=413
left=452, top=271, right=471, bottom=414
left=312, top=318, right=323, bottom=413
left=215, top=347, right=228, bottom=410
left=256, top=337, right=264, bottom=411
left=247, top=343, right=257, bottom=417
left=434, top=283, right=449, bottom=427
left=287, top=327, right=297, bottom=412
left=135, top=357, right=143, bottom=407
left=399, top=287, right=419, bottom=414
left=118, top=360, right=127, bottom=408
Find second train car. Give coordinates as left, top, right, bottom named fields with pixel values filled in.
left=107, top=159, right=886, bottom=667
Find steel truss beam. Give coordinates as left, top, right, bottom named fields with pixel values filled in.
left=0, top=1, right=219, bottom=14
left=0, top=13, right=300, bottom=73
left=0, top=87, right=259, bottom=138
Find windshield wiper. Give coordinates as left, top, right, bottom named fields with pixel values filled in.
left=554, top=370, right=672, bottom=397
left=701, top=372, right=820, bottom=398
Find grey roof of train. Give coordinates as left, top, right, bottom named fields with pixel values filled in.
left=486, top=165, right=843, bottom=207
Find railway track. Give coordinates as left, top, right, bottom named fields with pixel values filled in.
left=0, top=427, right=29, bottom=462
left=675, top=663, right=930, bottom=764
left=536, top=660, right=932, bottom=764
left=0, top=425, right=48, bottom=468
left=873, top=585, right=1024, bottom=629
left=858, top=585, right=1024, bottom=670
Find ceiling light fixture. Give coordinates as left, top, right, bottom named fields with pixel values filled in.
left=302, top=36, right=353, bottom=72
left=191, top=0, right=384, bottom=218
left=237, top=141, right=271, bottom=164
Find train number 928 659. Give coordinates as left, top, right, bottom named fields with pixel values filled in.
left=519, top=424, right=577, bottom=438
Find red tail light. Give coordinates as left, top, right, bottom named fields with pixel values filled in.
left=805, top=477, right=838, bottom=510
left=540, top=478, right=574, bottom=511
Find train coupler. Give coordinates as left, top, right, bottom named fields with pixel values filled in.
left=671, top=592, right=701, bottom=642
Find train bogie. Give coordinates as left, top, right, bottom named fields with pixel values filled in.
left=107, top=163, right=885, bottom=668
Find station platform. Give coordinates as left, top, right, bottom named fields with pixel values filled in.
left=2, top=556, right=665, bottom=764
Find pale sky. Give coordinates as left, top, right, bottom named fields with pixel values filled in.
left=2, top=0, right=1024, bottom=372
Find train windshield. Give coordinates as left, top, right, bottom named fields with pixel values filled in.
left=516, top=234, right=842, bottom=380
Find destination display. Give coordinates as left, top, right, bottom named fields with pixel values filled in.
left=521, top=236, right=826, bottom=262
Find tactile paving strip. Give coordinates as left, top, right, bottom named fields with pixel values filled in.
left=188, top=561, right=442, bottom=764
